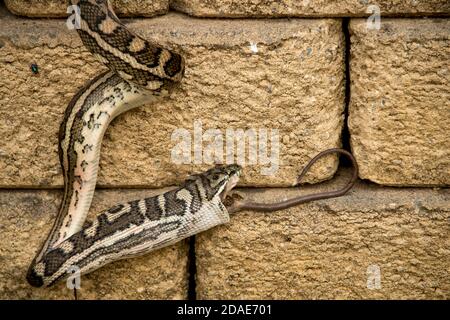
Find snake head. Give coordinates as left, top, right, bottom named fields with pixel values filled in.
left=209, top=164, right=242, bottom=202
left=184, top=164, right=242, bottom=202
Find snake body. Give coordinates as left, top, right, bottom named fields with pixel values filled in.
left=27, top=0, right=188, bottom=287
left=28, top=164, right=240, bottom=287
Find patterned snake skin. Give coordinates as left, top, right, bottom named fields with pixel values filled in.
left=26, top=0, right=192, bottom=287
left=28, top=164, right=241, bottom=287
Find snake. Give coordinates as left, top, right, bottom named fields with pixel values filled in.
left=26, top=0, right=358, bottom=288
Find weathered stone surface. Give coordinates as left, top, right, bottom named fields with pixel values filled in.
left=196, top=169, right=450, bottom=299
left=348, top=19, right=450, bottom=186
left=4, top=0, right=168, bottom=17
left=0, top=10, right=345, bottom=188
left=0, top=188, right=189, bottom=299
left=171, top=0, right=450, bottom=18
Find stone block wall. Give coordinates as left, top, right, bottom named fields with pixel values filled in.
left=349, top=19, right=450, bottom=186
left=196, top=170, right=449, bottom=299
left=0, top=189, right=189, bottom=299
left=0, top=13, right=345, bottom=188
left=0, top=1, right=448, bottom=299
left=5, top=0, right=169, bottom=17
left=171, top=0, right=450, bottom=18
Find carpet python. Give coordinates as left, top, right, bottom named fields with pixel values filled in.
left=26, top=0, right=185, bottom=287
left=26, top=0, right=358, bottom=288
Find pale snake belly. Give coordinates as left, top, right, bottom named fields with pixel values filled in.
left=26, top=0, right=358, bottom=288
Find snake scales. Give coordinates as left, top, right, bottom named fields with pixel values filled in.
left=26, top=0, right=358, bottom=288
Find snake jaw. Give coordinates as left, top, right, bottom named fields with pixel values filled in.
left=220, top=174, right=240, bottom=203
left=219, top=164, right=242, bottom=201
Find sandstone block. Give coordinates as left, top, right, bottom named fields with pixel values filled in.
left=348, top=19, right=450, bottom=186
left=196, top=169, right=450, bottom=299
left=171, top=0, right=450, bottom=18
left=4, top=0, right=168, bottom=17
left=0, top=188, right=189, bottom=299
left=0, top=10, right=345, bottom=188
